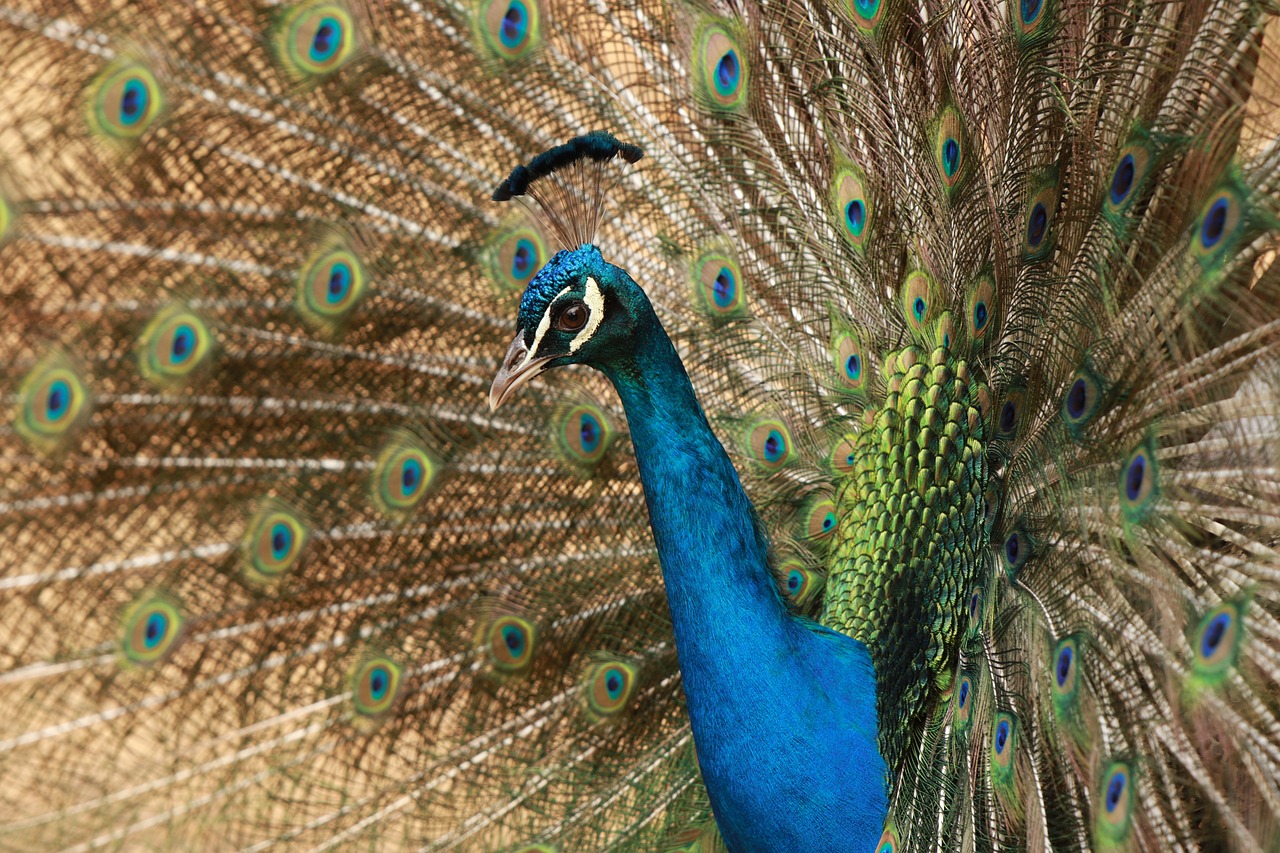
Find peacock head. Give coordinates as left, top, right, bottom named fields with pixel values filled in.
left=489, top=243, right=643, bottom=410
left=486, top=132, right=646, bottom=411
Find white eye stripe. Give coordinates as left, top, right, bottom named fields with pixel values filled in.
left=521, top=285, right=572, bottom=370
left=568, top=277, right=605, bottom=353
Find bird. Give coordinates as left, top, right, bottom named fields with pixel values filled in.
left=0, top=0, right=1278, bottom=850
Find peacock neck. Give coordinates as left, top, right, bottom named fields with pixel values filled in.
left=598, top=297, right=888, bottom=851
left=601, top=314, right=787, bottom=650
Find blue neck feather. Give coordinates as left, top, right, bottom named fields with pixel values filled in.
left=599, top=291, right=888, bottom=852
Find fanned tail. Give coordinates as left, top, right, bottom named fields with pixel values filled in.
left=2, top=0, right=1279, bottom=850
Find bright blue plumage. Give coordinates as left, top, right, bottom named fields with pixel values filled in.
left=497, top=245, right=886, bottom=850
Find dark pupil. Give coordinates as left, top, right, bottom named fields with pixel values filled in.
left=913, top=297, right=925, bottom=319
left=314, top=22, right=334, bottom=54
left=822, top=515, right=833, bottom=529
left=943, top=139, right=959, bottom=174
left=513, top=245, right=531, bottom=274
left=970, top=593, right=979, bottom=618
left=1107, top=775, right=1124, bottom=810
left=1056, top=647, right=1072, bottom=685
left=717, top=51, right=738, bottom=88
left=714, top=271, right=732, bottom=300
left=506, top=629, right=522, bottom=650
left=272, top=529, right=288, bottom=553
left=846, top=200, right=864, bottom=229
left=958, top=681, right=968, bottom=706
left=1067, top=378, right=1087, bottom=417
left=562, top=305, right=584, bottom=329
left=329, top=271, right=345, bottom=295
left=606, top=674, right=620, bottom=692
left=371, top=670, right=386, bottom=692
left=788, top=574, right=800, bottom=590
left=122, top=86, right=142, bottom=119
left=1203, top=199, right=1228, bottom=246
left=764, top=434, right=779, bottom=456
left=1111, top=155, right=1135, bottom=202
left=146, top=617, right=163, bottom=641
left=846, top=354, right=860, bottom=375
left=49, top=387, right=65, bottom=412
left=1006, top=534, right=1020, bottom=563
left=996, top=723, right=1008, bottom=751
left=1000, top=401, right=1016, bottom=432
left=1028, top=203, right=1048, bottom=246
left=402, top=465, right=418, bottom=490
left=975, top=302, right=988, bottom=328
left=1126, top=455, right=1146, bottom=500
left=1204, top=614, right=1228, bottom=654
left=173, top=332, right=190, bottom=357
left=502, top=5, right=525, bottom=37
left=580, top=419, right=597, bottom=444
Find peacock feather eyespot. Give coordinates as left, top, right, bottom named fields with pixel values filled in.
left=695, top=22, right=748, bottom=113
left=1191, top=181, right=1246, bottom=273
left=1051, top=636, right=1081, bottom=715
left=296, top=242, right=368, bottom=332
left=744, top=417, right=795, bottom=471
left=371, top=430, right=436, bottom=520
left=801, top=496, right=838, bottom=542
left=831, top=165, right=873, bottom=250
left=582, top=659, right=638, bottom=720
left=692, top=251, right=748, bottom=320
left=477, top=0, right=542, bottom=61
left=1022, top=182, right=1059, bottom=260
left=955, top=675, right=975, bottom=731
left=991, top=712, right=1019, bottom=785
left=967, top=589, right=983, bottom=634
left=274, top=1, right=360, bottom=79
left=349, top=655, right=402, bottom=719
left=87, top=60, right=165, bottom=142
left=1062, top=366, right=1104, bottom=438
left=966, top=274, right=997, bottom=344
left=483, top=614, right=539, bottom=673
left=1013, top=0, right=1053, bottom=37
left=15, top=354, right=92, bottom=454
left=900, top=271, right=939, bottom=336
left=242, top=501, right=310, bottom=583
left=983, top=481, right=1001, bottom=532
left=779, top=560, right=822, bottom=607
left=138, top=305, right=215, bottom=385
left=1095, top=761, right=1135, bottom=844
left=829, top=433, right=859, bottom=475
left=996, top=388, right=1025, bottom=441
left=120, top=596, right=186, bottom=667
left=831, top=329, right=869, bottom=397
left=488, top=222, right=549, bottom=292
left=1110, top=154, right=1136, bottom=205
left=1103, top=135, right=1156, bottom=223
left=1002, top=526, right=1032, bottom=574
left=552, top=402, right=614, bottom=470
left=873, top=824, right=900, bottom=853
left=1190, top=600, right=1245, bottom=686
left=1119, top=439, right=1158, bottom=523
left=934, top=108, right=967, bottom=194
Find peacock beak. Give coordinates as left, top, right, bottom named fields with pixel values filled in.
left=489, top=333, right=554, bottom=411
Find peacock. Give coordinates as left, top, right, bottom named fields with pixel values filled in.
left=1, top=0, right=1279, bottom=848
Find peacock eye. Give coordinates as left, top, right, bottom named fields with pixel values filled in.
left=556, top=300, right=588, bottom=332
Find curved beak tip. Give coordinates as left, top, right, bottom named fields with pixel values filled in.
left=489, top=333, right=547, bottom=412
